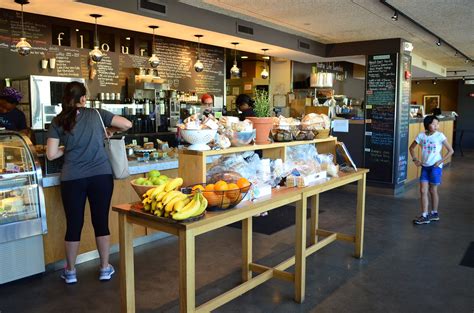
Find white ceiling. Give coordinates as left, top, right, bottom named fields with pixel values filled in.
left=1, top=0, right=473, bottom=78
left=181, top=0, right=474, bottom=78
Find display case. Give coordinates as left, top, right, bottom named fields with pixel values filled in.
left=0, top=131, right=47, bottom=284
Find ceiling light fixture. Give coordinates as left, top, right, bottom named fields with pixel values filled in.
left=89, top=14, right=103, bottom=62
left=260, top=48, right=269, bottom=79
left=148, top=25, right=160, bottom=68
left=436, top=38, right=441, bottom=46
left=391, top=10, right=398, bottom=21
left=432, top=79, right=437, bottom=85
left=15, top=0, right=31, bottom=56
left=230, top=42, right=240, bottom=78
left=193, top=34, right=204, bottom=72
left=380, top=0, right=473, bottom=63
left=241, top=56, right=248, bottom=59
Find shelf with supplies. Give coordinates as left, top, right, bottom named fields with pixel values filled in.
left=178, top=137, right=337, bottom=186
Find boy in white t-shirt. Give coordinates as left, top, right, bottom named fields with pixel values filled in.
left=409, top=115, right=454, bottom=225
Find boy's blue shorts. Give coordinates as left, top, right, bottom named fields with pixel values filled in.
left=420, top=166, right=442, bottom=185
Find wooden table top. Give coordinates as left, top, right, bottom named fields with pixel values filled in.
left=112, top=168, right=369, bottom=235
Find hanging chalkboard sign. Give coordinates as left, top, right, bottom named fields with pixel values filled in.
left=365, top=54, right=398, bottom=183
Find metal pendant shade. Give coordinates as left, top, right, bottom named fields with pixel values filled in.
left=148, top=25, right=160, bottom=68
left=260, top=48, right=269, bottom=79
left=194, top=35, right=204, bottom=72
left=230, top=42, right=240, bottom=78
left=15, top=0, right=31, bottom=56
left=89, top=14, right=103, bottom=62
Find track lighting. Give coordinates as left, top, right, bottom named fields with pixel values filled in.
left=89, top=14, right=103, bottom=62
left=193, top=35, right=204, bottom=72
left=391, top=10, right=398, bottom=21
left=148, top=25, right=160, bottom=68
left=15, top=0, right=31, bottom=56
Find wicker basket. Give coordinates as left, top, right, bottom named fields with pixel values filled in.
left=315, top=129, right=330, bottom=139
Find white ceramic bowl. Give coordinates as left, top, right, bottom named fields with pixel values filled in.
left=180, top=129, right=217, bottom=151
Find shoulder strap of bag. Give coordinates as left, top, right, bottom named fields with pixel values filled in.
left=94, top=109, right=109, bottom=141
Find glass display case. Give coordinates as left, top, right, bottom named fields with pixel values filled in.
left=0, top=131, right=46, bottom=284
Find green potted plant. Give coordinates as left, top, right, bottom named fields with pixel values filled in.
left=247, top=89, right=274, bottom=144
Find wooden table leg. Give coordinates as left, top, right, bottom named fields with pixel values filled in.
left=355, top=174, right=366, bottom=258
left=309, top=194, right=320, bottom=245
left=294, top=196, right=307, bottom=303
left=119, top=213, right=135, bottom=313
left=242, top=217, right=252, bottom=282
left=179, top=230, right=195, bottom=313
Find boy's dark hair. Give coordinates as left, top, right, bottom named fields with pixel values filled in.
left=235, top=94, right=255, bottom=108
left=423, top=115, right=439, bottom=131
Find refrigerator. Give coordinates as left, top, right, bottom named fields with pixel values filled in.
left=0, top=131, right=47, bottom=284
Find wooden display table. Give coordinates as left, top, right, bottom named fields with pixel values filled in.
left=113, top=169, right=368, bottom=313
left=178, top=138, right=337, bottom=186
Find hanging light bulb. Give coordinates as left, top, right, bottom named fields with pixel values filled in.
left=230, top=42, right=240, bottom=78
left=148, top=25, right=160, bottom=68
left=194, top=35, right=204, bottom=72
left=89, top=14, right=103, bottom=62
left=15, top=0, right=31, bottom=56
left=260, top=48, right=269, bottom=79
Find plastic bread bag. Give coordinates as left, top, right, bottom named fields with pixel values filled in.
left=317, top=153, right=339, bottom=177
left=283, top=144, right=321, bottom=177
left=207, top=153, right=259, bottom=183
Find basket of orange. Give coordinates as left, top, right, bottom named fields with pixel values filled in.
left=186, top=178, right=252, bottom=211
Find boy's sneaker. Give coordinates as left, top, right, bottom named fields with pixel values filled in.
left=99, top=265, right=115, bottom=281
left=413, top=215, right=431, bottom=225
left=61, top=268, right=77, bottom=284
left=429, top=212, right=440, bottom=221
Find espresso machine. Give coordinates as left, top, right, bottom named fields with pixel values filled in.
left=156, top=90, right=180, bottom=132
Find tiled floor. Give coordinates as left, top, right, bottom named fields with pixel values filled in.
left=1, top=152, right=473, bottom=313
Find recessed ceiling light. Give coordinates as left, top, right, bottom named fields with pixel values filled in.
left=126, top=37, right=131, bottom=40
left=75, top=29, right=79, bottom=32
left=262, top=56, right=270, bottom=60
left=241, top=56, right=248, bottom=59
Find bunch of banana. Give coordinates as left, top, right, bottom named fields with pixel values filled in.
left=141, top=177, right=207, bottom=219
left=172, top=192, right=208, bottom=220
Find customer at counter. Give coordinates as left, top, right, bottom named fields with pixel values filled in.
left=236, top=94, right=256, bottom=121
left=46, top=82, right=132, bottom=284
left=0, top=87, right=28, bottom=134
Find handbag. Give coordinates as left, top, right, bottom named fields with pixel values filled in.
left=95, top=109, right=130, bottom=179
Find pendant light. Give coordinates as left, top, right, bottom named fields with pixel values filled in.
left=194, top=34, right=204, bottom=72
left=148, top=25, right=160, bottom=68
left=89, top=14, right=103, bottom=62
left=15, top=0, right=31, bottom=56
left=260, top=48, right=269, bottom=79
left=230, top=42, right=240, bottom=78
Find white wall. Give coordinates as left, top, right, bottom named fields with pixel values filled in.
left=268, top=58, right=292, bottom=109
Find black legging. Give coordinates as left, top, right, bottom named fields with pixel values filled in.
left=60, top=174, right=114, bottom=241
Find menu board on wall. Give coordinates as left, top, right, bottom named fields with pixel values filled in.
left=154, top=37, right=224, bottom=95
left=0, top=8, right=225, bottom=99
left=394, top=54, right=412, bottom=184
left=364, top=54, right=398, bottom=183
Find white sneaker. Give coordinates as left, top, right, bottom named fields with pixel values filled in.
left=61, top=268, right=77, bottom=284
left=99, top=265, right=115, bottom=281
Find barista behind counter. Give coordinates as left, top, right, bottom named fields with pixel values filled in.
left=0, top=87, right=28, bottom=134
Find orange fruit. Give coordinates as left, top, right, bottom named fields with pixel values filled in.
left=214, top=180, right=229, bottom=191
left=204, top=184, right=215, bottom=191
left=236, top=177, right=251, bottom=192
left=226, top=183, right=241, bottom=202
left=221, top=196, right=232, bottom=209
left=203, top=191, right=221, bottom=207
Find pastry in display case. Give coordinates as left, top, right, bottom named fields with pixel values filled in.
left=0, top=131, right=47, bottom=284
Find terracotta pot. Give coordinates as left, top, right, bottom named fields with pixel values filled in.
left=247, top=117, right=274, bottom=145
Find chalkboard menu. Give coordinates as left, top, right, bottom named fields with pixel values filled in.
left=365, top=54, right=398, bottom=183
left=394, top=54, right=412, bottom=184
left=154, top=37, right=224, bottom=95
left=0, top=9, right=225, bottom=98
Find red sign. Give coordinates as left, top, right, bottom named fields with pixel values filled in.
left=405, top=70, right=412, bottom=80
